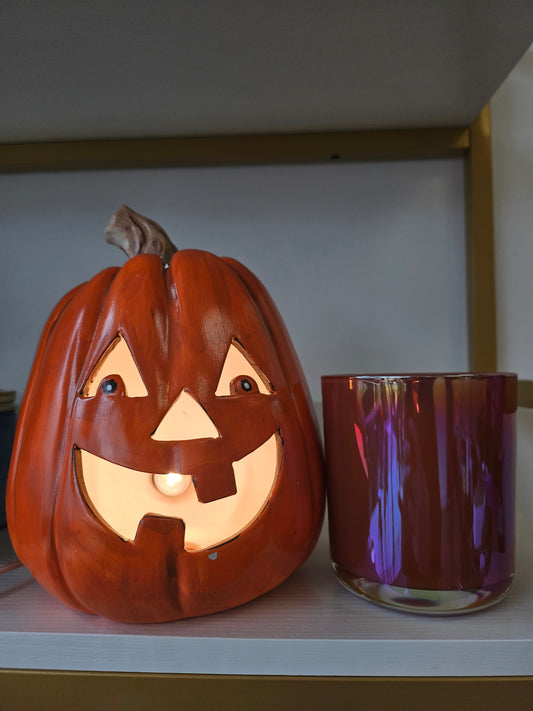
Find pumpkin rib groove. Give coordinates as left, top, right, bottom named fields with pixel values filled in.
left=217, top=259, right=324, bottom=564
left=6, top=282, right=86, bottom=560
left=7, top=277, right=114, bottom=612
left=220, top=257, right=322, bottom=432
left=47, top=270, right=121, bottom=609
left=71, top=267, right=127, bottom=396
left=220, top=256, right=325, bottom=549
left=47, top=453, right=94, bottom=614
left=48, top=269, right=123, bottom=613
left=221, top=258, right=317, bottom=424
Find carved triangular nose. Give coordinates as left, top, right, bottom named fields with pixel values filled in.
left=151, top=390, right=219, bottom=441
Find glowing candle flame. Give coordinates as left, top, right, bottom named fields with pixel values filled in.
left=152, top=471, right=191, bottom=497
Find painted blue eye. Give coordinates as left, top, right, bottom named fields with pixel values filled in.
left=230, top=376, right=258, bottom=395
left=101, top=378, right=118, bottom=394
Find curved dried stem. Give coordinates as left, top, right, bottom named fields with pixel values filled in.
left=105, top=205, right=178, bottom=265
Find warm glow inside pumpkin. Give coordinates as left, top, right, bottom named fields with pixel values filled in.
left=77, top=334, right=282, bottom=551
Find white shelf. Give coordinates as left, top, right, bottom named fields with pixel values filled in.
left=2, top=403, right=533, bottom=680
left=1, top=518, right=532, bottom=677
left=2, top=2, right=533, bottom=143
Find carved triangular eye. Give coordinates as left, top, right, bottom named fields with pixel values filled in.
left=81, top=334, right=148, bottom=398
left=215, top=340, right=273, bottom=397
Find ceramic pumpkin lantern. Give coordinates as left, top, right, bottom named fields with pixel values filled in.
left=7, top=206, right=325, bottom=623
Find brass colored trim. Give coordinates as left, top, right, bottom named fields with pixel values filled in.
left=0, top=128, right=469, bottom=173
left=464, top=105, right=498, bottom=372
left=518, top=380, right=533, bottom=408
left=0, top=670, right=532, bottom=711
left=0, top=114, right=503, bottom=382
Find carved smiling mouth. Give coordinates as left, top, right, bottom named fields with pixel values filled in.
left=75, top=433, right=282, bottom=552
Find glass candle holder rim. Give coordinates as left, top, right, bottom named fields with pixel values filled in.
left=321, top=371, right=517, bottom=383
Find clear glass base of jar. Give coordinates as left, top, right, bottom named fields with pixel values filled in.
left=332, top=563, right=514, bottom=615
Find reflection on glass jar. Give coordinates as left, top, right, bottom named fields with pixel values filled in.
left=322, top=373, right=517, bottom=615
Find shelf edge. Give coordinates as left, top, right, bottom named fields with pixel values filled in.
left=0, top=128, right=470, bottom=173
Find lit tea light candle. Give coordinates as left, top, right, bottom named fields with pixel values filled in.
left=152, top=472, right=191, bottom=497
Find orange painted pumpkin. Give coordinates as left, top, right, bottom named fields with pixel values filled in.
left=7, top=207, right=325, bottom=623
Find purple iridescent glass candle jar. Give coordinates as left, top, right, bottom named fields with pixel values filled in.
left=321, top=373, right=517, bottom=614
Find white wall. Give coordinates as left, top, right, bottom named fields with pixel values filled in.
left=492, top=48, right=533, bottom=380
left=0, top=160, right=467, bottom=405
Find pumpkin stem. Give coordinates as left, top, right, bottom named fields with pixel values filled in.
left=104, top=205, right=178, bottom=265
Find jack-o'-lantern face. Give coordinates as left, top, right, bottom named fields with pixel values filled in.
left=7, top=207, right=325, bottom=623
left=76, top=334, right=282, bottom=551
